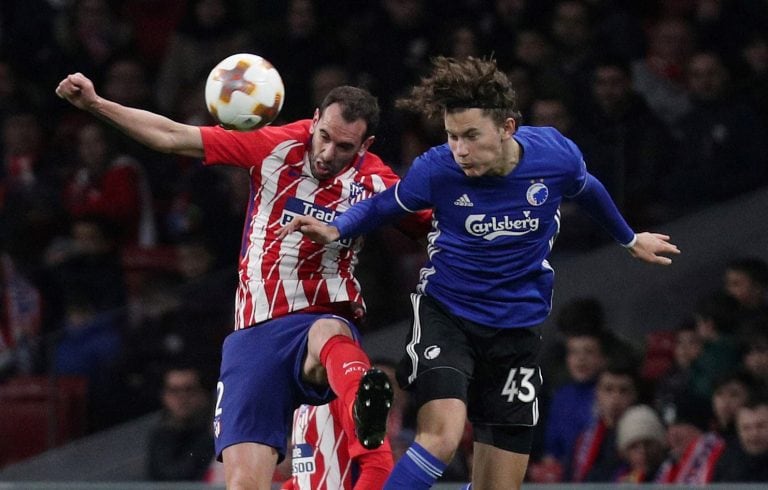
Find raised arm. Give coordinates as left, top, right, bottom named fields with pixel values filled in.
left=572, top=174, right=680, bottom=265
left=55, top=72, right=204, bottom=158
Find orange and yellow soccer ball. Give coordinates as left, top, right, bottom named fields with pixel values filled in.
left=204, top=53, right=285, bottom=130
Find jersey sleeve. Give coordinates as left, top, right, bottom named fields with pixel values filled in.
left=199, top=122, right=306, bottom=168
left=561, top=136, right=589, bottom=198
left=333, top=155, right=433, bottom=239
left=392, top=155, right=433, bottom=212
left=571, top=173, right=635, bottom=245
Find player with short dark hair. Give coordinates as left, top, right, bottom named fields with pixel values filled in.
left=280, top=56, right=679, bottom=489
left=55, top=72, right=429, bottom=490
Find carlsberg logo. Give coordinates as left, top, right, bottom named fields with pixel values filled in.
left=465, top=211, right=539, bottom=240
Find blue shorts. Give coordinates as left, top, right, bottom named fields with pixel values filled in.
left=213, top=313, right=359, bottom=462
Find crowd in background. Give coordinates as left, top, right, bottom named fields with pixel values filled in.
left=1, top=0, right=768, bottom=483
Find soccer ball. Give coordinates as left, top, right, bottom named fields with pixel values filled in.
left=204, top=53, right=285, bottom=131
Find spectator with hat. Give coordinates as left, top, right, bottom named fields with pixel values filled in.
left=614, top=404, right=667, bottom=482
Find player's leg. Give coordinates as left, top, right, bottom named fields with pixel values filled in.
left=467, top=326, right=542, bottom=490
left=414, top=398, right=468, bottom=462
left=222, top=442, right=279, bottom=490
left=303, top=315, right=393, bottom=449
left=385, top=293, right=473, bottom=489
left=471, top=441, right=529, bottom=490
left=214, top=318, right=316, bottom=489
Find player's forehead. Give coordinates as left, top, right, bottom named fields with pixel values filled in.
left=444, top=108, right=496, bottom=134
left=316, top=103, right=367, bottom=145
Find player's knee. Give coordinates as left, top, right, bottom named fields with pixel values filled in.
left=415, top=397, right=468, bottom=462
left=308, top=318, right=352, bottom=351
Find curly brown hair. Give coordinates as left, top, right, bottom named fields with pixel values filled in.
left=395, top=56, right=522, bottom=126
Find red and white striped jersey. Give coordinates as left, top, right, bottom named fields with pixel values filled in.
left=200, top=120, right=408, bottom=329
left=288, top=402, right=354, bottom=489
left=284, top=400, right=392, bottom=490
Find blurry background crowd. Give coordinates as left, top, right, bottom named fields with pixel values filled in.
left=1, top=0, right=768, bottom=484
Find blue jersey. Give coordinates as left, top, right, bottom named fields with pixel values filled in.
left=333, top=126, right=634, bottom=328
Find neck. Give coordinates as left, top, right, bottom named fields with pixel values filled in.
left=497, top=137, right=521, bottom=176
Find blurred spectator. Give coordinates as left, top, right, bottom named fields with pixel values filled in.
left=614, top=404, right=667, bottom=483
left=0, top=249, right=43, bottom=379
left=53, top=291, right=124, bottom=432
left=435, top=21, right=485, bottom=62
left=711, top=370, right=759, bottom=443
left=664, top=51, right=768, bottom=212
left=102, top=55, right=155, bottom=110
left=738, top=319, right=768, bottom=386
left=656, top=393, right=723, bottom=484
left=309, top=64, right=351, bottom=111
left=62, top=122, right=157, bottom=247
left=689, top=292, right=743, bottom=400
left=52, top=0, right=134, bottom=76
left=631, top=17, right=693, bottom=127
left=480, top=0, right=548, bottom=68
left=582, top=57, right=677, bottom=229
left=723, top=257, right=768, bottom=325
left=548, top=0, right=597, bottom=108
left=654, top=319, right=704, bottom=413
left=736, top=31, right=768, bottom=128
left=505, top=64, right=535, bottom=118
left=712, top=398, right=768, bottom=482
left=510, top=28, right=563, bottom=99
left=154, top=0, right=255, bottom=118
left=541, top=327, right=608, bottom=472
left=265, top=0, right=342, bottom=123
left=0, top=110, right=65, bottom=266
left=119, top=0, right=187, bottom=71
left=566, top=363, right=639, bottom=482
left=146, top=364, right=215, bottom=481
left=42, top=216, right=127, bottom=327
left=348, top=0, right=433, bottom=107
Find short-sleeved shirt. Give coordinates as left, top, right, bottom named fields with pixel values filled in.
left=200, top=121, right=404, bottom=329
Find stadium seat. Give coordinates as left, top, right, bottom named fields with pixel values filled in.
left=0, top=375, right=87, bottom=467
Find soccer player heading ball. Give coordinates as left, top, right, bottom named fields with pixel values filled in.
left=56, top=69, right=432, bottom=489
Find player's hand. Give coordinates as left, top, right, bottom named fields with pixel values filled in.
left=627, top=232, right=680, bottom=265
left=55, top=73, right=98, bottom=111
left=278, top=215, right=340, bottom=244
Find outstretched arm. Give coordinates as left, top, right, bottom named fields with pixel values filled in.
left=572, top=174, right=680, bottom=265
left=56, top=72, right=203, bottom=158
left=279, top=186, right=409, bottom=242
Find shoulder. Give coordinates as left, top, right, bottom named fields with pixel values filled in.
left=202, top=119, right=310, bottom=141
left=419, top=143, right=453, bottom=163
left=517, top=126, right=577, bottom=152
left=408, top=143, right=455, bottom=174
left=356, top=150, right=395, bottom=177
left=517, top=126, right=584, bottom=165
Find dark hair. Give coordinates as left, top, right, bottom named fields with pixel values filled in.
left=593, top=55, right=633, bottom=80
left=396, top=56, right=522, bottom=126
left=319, top=86, right=380, bottom=139
left=694, top=292, right=740, bottom=334
left=556, top=296, right=605, bottom=335
left=713, top=369, right=758, bottom=396
left=726, top=257, right=768, bottom=288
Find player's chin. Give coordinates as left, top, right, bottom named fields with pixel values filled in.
left=311, top=162, right=333, bottom=180
left=461, top=167, right=484, bottom=178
